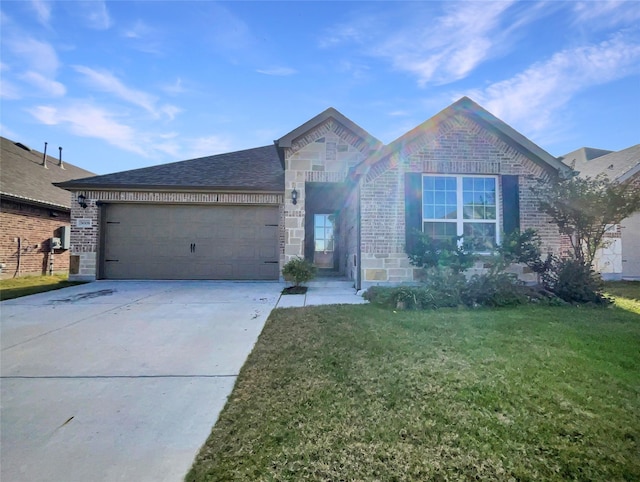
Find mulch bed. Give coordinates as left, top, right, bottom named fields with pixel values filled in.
left=281, top=286, right=308, bottom=295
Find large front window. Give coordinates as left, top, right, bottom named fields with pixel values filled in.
left=422, top=175, right=498, bottom=249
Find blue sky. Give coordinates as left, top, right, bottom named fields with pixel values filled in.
left=1, top=1, right=639, bottom=175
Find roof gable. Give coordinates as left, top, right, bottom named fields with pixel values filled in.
left=0, top=137, right=96, bottom=209
left=57, top=145, right=284, bottom=192
left=354, top=97, right=572, bottom=178
left=275, top=107, right=382, bottom=157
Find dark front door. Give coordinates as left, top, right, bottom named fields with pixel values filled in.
left=304, top=182, right=346, bottom=273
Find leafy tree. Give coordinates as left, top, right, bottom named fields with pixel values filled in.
left=534, top=174, right=640, bottom=267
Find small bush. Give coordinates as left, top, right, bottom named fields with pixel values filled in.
left=282, top=257, right=316, bottom=287
left=462, top=272, right=530, bottom=307
left=543, top=258, right=611, bottom=305
left=407, top=233, right=478, bottom=274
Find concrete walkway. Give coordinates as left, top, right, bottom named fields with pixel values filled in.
left=1, top=280, right=366, bottom=482
left=276, top=280, right=368, bottom=308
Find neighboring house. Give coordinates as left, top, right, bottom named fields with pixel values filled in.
left=560, top=144, right=640, bottom=280
left=57, top=97, right=572, bottom=287
left=0, top=137, right=95, bottom=278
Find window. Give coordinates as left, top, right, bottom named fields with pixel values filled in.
left=422, top=175, right=498, bottom=249
left=314, top=214, right=334, bottom=252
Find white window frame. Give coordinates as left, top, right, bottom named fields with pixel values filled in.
left=421, top=174, right=501, bottom=249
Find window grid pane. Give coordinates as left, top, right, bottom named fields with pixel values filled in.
left=423, top=175, right=498, bottom=248
left=423, top=176, right=457, bottom=220
left=462, top=176, right=496, bottom=220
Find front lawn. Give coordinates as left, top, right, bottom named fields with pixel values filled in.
left=188, top=299, right=640, bottom=481
left=0, top=274, right=85, bottom=300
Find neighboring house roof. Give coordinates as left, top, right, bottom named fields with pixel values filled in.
left=275, top=107, right=382, bottom=160
left=558, top=147, right=614, bottom=168
left=353, top=97, right=572, bottom=178
left=0, top=136, right=96, bottom=210
left=563, top=144, right=640, bottom=183
left=57, top=145, right=284, bottom=192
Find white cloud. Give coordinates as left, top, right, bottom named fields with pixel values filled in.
left=573, top=0, right=640, bottom=28
left=75, top=1, right=112, bottom=30
left=6, top=37, right=60, bottom=75
left=256, top=67, right=297, bottom=76
left=73, top=66, right=161, bottom=115
left=30, top=103, right=146, bottom=156
left=30, top=0, right=52, bottom=26
left=373, top=2, right=515, bottom=86
left=187, top=135, right=233, bottom=158
left=468, top=33, right=640, bottom=135
left=161, top=78, right=187, bottom=95
left=321, top=2, right=547, bottom=86
left=160, top=104, right=182, bottom=121
left=0, top=78, right=22, bottom=99
left=21, top=71, right=66, bottom=97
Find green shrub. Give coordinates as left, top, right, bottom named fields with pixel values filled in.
left=407, top=232, right=478, bottom=274
left=282, top=257, right=316, bottom=287
left=462, top=272, right=530, bottom=308
left=543, top=257, right=611, bottom=305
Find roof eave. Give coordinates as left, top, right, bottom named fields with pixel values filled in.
left=1, top=192, right=70, bottom=211
left=54, top=183, right=284, bottom=193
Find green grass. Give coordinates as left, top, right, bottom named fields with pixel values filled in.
left=0, top=274, right=85, bottom=300
left=604, top=281, right=640, bottom=314
left=188, top=302, right=640, bottom=481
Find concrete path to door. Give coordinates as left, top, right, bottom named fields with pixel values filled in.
left=0, top=281, right=283, bottom=482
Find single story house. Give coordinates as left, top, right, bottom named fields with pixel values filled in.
left=57, top=97, right=573, bottom=288
left=560, top=144, right=640, bottom=280
left=0, top=137, right=95, bottom=278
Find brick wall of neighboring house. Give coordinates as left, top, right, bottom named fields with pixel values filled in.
left=359, top=114, right=561, bottom=287
left=0, top=199, right=71, bottom=278
left=282, top=120, right=370, bottom=277
left=68, top=190, right=283, bottom=281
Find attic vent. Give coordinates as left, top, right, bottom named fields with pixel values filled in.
left=14, top=142, right=31, bottom=151
left=608, top=164, right=614, bottom=170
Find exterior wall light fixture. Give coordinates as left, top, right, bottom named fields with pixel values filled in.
left=77, top=193, right=88, bottom=209
left=291, top=188, right=298, bottom=205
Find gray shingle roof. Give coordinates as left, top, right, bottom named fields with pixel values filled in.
left=564, top=144, right=640, bottom=182
left=559, top=147, right=614, bottom=167
left=56, top=145, right=284, bottom=192
left=1, top=137, right=96, bottom=209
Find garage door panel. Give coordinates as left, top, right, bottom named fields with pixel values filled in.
left=102, top=204, right=279, bottom=280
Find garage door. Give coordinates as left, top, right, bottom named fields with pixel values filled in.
left=101, top=204, right=279, bottom=280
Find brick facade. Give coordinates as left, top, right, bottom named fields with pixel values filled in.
left=359, top=113, right=561, bottom=288
left=0, top=200, right=70, bottom=278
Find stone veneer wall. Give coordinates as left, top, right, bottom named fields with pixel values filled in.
left=0, top=200, right=71, bottom=278
left=68, top=190, right=283, bottom=281
left=359, top=114, right=561, bottom=288
left=282, top=120, right=370, bottom=270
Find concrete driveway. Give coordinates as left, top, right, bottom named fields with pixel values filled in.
left=1, top=281, right=283, bottom=482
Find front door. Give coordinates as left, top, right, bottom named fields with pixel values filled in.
left=313, top=213, right=335, bottom=269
